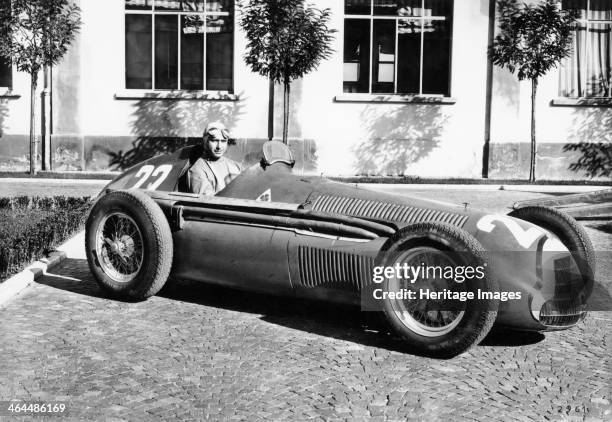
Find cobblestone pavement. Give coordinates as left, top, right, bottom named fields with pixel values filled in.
left=0, top=185, right=611, bottom=421
left=0, top=225, right=610, bottom=421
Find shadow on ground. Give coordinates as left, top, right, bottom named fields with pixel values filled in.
left=34, top=258, right=554, bottom=359
left=480, top=328, right=544, bottom=346
left=586, top=221, right=612, bottom=234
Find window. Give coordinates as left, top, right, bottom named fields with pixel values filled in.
left=0, top=57, right=11, bottom=88
left=125, top=0, right=233, bottom=91
left=560, top=0, right=611, bottom=98
left=343, top=0, right=453, bottom=96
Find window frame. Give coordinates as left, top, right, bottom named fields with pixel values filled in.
left=343, top=0, right=454, bottom=97
left=0, top=59, right=12, bottom=90
left=124, top=1, right=235, bottom=93
left=560, top=0, right=612, bottom=99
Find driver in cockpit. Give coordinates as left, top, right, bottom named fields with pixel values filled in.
left=185, top=122, right=242, bottom=195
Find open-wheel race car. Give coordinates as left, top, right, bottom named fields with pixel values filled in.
left=85, top=141, right=595, bottom=357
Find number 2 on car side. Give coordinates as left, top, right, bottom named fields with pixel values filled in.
left=477, top=214, right=547, bottom=249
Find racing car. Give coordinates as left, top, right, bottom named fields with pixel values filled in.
left=85, top=141, right=595, bottom=357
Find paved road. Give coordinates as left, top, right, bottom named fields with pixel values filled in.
left=1, top=255, right=611, bottom=421
left=0, top=242, right=610, bottom=421
left=0, top=182, right=611, bottom=421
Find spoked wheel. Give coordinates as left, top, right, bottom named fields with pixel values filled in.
left=95, top=212, right=144, bottom=284
left=86, top=190, right=173, bottom=300
left=388, top=246, right=466, bottom=338
left=377, top=222, right=499, bottom=358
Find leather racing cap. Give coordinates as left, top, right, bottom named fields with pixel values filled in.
left=204, top=121, right=235, bottom=145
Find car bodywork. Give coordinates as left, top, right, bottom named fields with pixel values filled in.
left=101, top=144, right=590, bottom=332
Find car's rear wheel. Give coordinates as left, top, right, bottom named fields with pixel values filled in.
left=377, top=222, right=498, bottom=358
left=85, top=190, right=173, bottom=300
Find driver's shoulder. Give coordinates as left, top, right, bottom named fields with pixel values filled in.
left=187, top=157, right=214, bottom=178
left=221, top=156, right=242, bottom=172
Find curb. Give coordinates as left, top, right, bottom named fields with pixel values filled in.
left=514, top=188, right=612, bottom=208
left=0, top=250, right=67, bottom=308
left=0, top=171, right=120, bottom=180
left=513, top=188, right=612, bottom=220
left=331, top=177, right=612, bottom=186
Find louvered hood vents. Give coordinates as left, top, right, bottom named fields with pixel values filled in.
left=298, top=246, right=374, bottom=290
left=311, top=195, right=468, bottom=228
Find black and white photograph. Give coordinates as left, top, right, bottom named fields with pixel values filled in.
left=0, top=0, right=611, bottom=420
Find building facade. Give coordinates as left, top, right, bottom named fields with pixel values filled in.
left=0, top=0, right=610, bottom=179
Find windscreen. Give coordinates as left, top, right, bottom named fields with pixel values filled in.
left=263, top=141, right=294, bottom=166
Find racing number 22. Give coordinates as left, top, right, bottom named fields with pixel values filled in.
left=131, top=164, right=172, bottom=190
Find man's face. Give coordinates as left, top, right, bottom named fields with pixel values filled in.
left=204, top=129, right=228, bottom=159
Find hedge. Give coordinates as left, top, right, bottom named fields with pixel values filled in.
left=0, top=196, right=93, bottom=279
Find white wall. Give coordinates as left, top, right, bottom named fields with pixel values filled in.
left=488, top=9, right=612, bottom=180
left=66, top=0, right=269, bottom=139
left=295, top=0, right=491, bottom=177
left=4, top=0, right=605, bottom=178
left=47, top=0, right=490, bottom=176
left=489, top=59, right=612, bottom=146
left=1, top=70, right=40, bottom=135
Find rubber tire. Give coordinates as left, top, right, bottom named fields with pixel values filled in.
left=376, top=222, right=499, bottom=358
left=508, top=205, right=595, bottom=299
left=85, top=190, right=173, bottom=300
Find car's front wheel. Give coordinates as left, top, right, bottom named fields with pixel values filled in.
left=377, top=222, right=498, bottom=358
left=85, top=190, right=173, bottom=300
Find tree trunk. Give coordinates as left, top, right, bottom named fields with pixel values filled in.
left=42, top=65, right=52, bottom=171
left=282, top=81, right=290, bottom=145
left=268, top=77, right=274, bottom=141
left=529, top=78, right=537, bottom=182
left=30, top=72, right=38, bottom=175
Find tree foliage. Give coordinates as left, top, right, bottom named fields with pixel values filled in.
left=489, top=0, right=578, bottom=81
left=240, top=0, right=336, bottom=85
left=0, top=0, right=81, bottom=174
left=564, top=142, right=612, bottom=178
left=488, top=0, right=578, bottom=181
left=0, top=0, right=82, bottom=76
left=240, top=0, right=336, bottom=143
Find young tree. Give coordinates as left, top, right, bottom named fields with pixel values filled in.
left=488, top=0, right=577, bottom=181
left=0, top=0, right=81, bottom=175
left=240, top=0, right=336, bottom=144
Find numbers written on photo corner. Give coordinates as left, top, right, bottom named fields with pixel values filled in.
left=556, top=404, right=589, bottom=415
left=0, top=401, right=68, bottom=416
